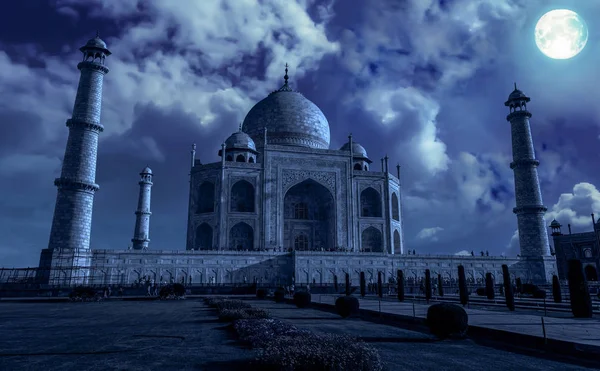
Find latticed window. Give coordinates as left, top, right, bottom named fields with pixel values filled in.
left=295, top=234, right=308, bottom=250
left=294, top=202, right=308, bottom=219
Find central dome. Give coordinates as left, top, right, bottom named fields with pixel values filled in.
left=242, top=68, right=330, bottom=149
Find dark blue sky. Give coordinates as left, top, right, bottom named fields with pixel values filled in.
left=1, top=0, right=599, bottom=267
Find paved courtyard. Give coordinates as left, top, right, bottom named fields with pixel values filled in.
left=1, top=298, right=598, bottom=370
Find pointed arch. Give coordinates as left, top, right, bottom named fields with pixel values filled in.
left=284, top=178, right=335, bottom=251
left=231, top=180, right=255, bottom=212
left=362, top=226, right=383, bottom=252
left=195, top=223, right=213, bottom=250
left=236, top=154, right=245, bottom=162
left=393, top=230, right=401, bottom=254
left=197, top=182, right=215, bottom=213
left=354, top=163, right=362, bottom=170
left=391, top=193, right=400, bottom=221
left=360, top=187, right=382, bottom=217
left=229, top=222, right=254, bottom=251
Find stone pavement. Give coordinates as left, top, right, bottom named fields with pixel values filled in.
left=314, top=294, right=600, bottom=348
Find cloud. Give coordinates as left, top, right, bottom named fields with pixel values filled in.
left=454, top=250, right=471, bottom=256
left=2, top=0, right=600, bottom=268
left=545, top=182, right=600, bottom=231
left=416, top=227, right=444, bottom=241
left=506, top=182, right=600, bottom=257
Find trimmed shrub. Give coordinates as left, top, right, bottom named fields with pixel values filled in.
left=218, top=308, right=270, bottom=322
left=256, top=332, right=383, bottom=371
left=458, top=265, right=469, bottom=306
left=397, top=270, right=405, bottom=302
left=485, top=273, right=495, bottom=300
left=293, top=291, right=311, bottom=308
left=532, top=289, right=547, bottom=299
left=335, top=296, right=359, bottom=318
left=360, top=271, right=366, bottom=298
left=437, top=274, right=444, bottom=297
left=234, top=318, right=310, bottom=348
left=256, top=288, right=267, bottom=299
left=215, top=299, right=252, bottom=312
left=345, top=272, right=351, bottom=296
left=274, top=287, right=286, bottom=303
left=377, top=271, right=383, bottom=298
left=69, top=286, right=99, bottom=302
left=567, top=259, right=593, bottom=318
left=521, top=283, right=539, bottom=295
left=427, top=303, right=469, bottom=339
left=205, top=297, right=224, bottom=307
left=159, top=284, right=186, bottom=299
left=475, top=287, right=486, bottom=296
left=501, top=264, right=515, bottom=311
left=425, top=269, right=432, bottom=303
left=333, top=274, right=339, bottom=292
left=552, top=275, right=562, bottom=303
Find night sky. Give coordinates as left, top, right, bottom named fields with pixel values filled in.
left=1, top=0, right=599, bottom=268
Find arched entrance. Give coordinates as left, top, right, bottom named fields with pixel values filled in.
left=393, top=230, right=401, bottom=254
left=229, top=222, right=254, bottom=251
left=584, top=265, right=598, bottom=281
left=360, top=187, right=382, bottom=217
left=195, top=223, right=213, bottom=250
left=230, top=180, right=255, bottom=212
left=361, top=226, right=382, bottom=252
left=196, top=182, right=215, bottom=213
left=284, top=179, right=335, bottom=251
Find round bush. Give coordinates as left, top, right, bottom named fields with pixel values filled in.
left=532, top=289, right=547, bottom=299
left=521, top=283, right=539, bottom=295
left=159, top=284, right=186, bottom=299
left=293, top=291, right=311, bottom=308
left=427, top=303, right=468, bottom=339
left=69, top=287, right=97, bottom=301
left=274, top=287, right=286, bottom=303
left=256, top=289, right=267, bottom=299
left=335, top=296, right=359, bottom=318
left=475, top=287, right=485, bottom=296
left=172, top=283, right=185, bottom=296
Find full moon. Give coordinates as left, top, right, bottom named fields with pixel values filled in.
left=534, top=9, right=588, bottom=59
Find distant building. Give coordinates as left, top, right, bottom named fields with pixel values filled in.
left=17, top=35, right=558, bottom=287
left=550, top=216, right=599, bottom=281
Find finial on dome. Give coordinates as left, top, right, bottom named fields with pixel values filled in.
left=239, top=123, right=242, bottom=131
left=514, top=82, right=517, bottom=90
left=284, top=63, right=289, bottom=85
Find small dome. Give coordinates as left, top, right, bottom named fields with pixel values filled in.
left=508, top=89, right=527, bottom=100
left=225, top=130, right=257, bottom=152
left=85, top=35, right=107, bottom=49
left=550, top=219, right=561, bottom=227
left=141, top=166, right=152, bottom=175
left=340, top=141, right=368, bottom=158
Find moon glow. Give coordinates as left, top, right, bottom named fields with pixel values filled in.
left=534, top=9, right=588, bottom=60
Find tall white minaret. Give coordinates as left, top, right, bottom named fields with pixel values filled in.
left=131, top=167, right=153, bottom=250
left=505, top=84, right=554, bottom=283
left=47, top=34, right=110, bottom=253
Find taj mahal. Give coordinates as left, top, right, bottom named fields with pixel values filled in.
left=23, top=35, right=558, bottom=287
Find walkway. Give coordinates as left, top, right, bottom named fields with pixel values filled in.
left=314, top=294, right=600, bottom=349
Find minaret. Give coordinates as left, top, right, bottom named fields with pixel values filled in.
left=505, top=84, right=554, bottom=283
left=132, top=167, right=153, bottom=250
left=47, top=34, right=111, bottom=253
left=505, top=84, right=550, bottom=257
